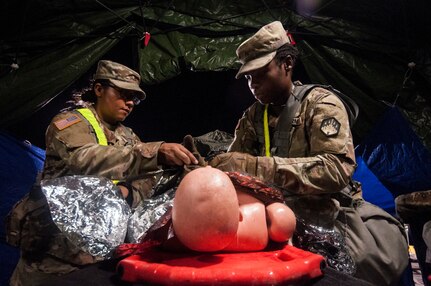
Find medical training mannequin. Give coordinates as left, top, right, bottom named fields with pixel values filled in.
left=172, top=166, right=296, bottom=252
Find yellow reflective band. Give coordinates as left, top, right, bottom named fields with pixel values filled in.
left=77, top=108, right=119, bottom=184
left=263, top=104, right=271, bottom=157
left=76, top=108, right=108, bottom=146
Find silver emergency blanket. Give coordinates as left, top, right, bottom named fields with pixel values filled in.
left=127, top=188, right=175, bottom=243
left=41, top=175, right=130, bottom=259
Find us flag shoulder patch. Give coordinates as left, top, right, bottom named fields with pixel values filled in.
left=54, top=115, right=81, bottom=130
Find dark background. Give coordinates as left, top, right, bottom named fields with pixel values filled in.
left=2, top=42, right=250, bottom=148
left=3, top=38, right=310, bottom=149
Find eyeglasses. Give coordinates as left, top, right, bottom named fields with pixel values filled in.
left=104, top=83, right=141, bottom=105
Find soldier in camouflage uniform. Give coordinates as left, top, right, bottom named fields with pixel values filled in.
left=9, top=60, right=198, bottom=286
left=210, top=21, right=408, bottom=285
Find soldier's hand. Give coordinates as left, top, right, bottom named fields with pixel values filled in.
left=208, top=151, right=258, bottom=175
left=158, top=143, right=199, bottom=166
left=182, top=134, right=207, bottom=167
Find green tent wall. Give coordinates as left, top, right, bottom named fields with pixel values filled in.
left=1, top=0, right=430, bottom=147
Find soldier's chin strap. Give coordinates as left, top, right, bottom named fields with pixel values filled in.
left=263, top=104, right=271, bottom=157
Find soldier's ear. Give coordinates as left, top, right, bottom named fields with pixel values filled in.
left=286, top=56, right=293, bottom=69
left=283, top=56, right=293, bottom=75
left=94, top=83, right=103, bottom=98
left=283, top=63, right=292, bottom=75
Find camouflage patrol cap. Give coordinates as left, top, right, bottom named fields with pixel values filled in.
left=235, top=21, right=291, bottom=79
left=94, top=60, right=146, bottom=100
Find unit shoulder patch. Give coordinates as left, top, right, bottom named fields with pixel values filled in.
left=54, top=115, right=82, bottom=130
left=320, top=117, right=340, bottom=136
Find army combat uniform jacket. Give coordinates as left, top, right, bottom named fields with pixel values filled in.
left=229, top=85, right=356, bottom=196
left=43, top=105, right=164, bottom=203
left=10, top=106, right=165, bottom=285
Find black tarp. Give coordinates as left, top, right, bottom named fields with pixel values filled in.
left=1, top=0, right=431, bottom=146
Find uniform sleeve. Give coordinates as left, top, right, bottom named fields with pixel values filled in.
left=44, top=112, right=163, bottom=181
left=264, top=89, right=357, bottom=194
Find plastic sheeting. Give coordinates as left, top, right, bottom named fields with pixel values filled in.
left=0, top=132, right=45, bottom=286
left=354, top=107, right=431, bottom=215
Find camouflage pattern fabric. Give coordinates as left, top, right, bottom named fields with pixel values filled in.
left=223, top=86, right=356, bottom=195
left=43, top=105, right=164, bottom=202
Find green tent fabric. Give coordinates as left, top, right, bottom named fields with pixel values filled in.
left=1, top=0, right=430, bottom=146
left=0, top=7, right=136, bottom=125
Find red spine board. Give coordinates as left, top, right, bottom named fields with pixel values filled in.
left=117, top=244, right=325, bottom=285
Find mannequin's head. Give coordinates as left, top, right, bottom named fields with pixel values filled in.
left=172, top=166, right=239, bottom=252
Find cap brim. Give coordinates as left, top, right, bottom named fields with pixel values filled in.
left=109, top=79, right=146, bottom=100
left=235, top=51, right=276, bottom=79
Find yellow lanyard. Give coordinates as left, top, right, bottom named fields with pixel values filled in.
left=76, top=108, right=108, bottom=146
left=263, top=104, right=271, bottom=157
left=76, top=108, right=118, bottom=184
